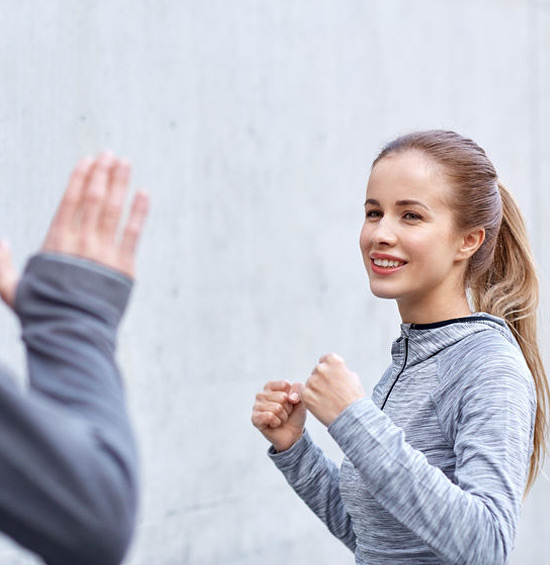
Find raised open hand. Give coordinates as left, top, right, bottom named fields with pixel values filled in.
left=0, top=152, right=149, bottom=309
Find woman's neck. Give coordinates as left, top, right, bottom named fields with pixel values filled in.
left=397, top=292, right=472, bottom=325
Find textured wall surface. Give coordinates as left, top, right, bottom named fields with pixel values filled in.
left=0, top=1, right=549, bottom=563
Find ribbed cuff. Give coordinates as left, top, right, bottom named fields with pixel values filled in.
left=15, top=253, right=133, bottom=327
left=268, top=429, right=315, bottom=471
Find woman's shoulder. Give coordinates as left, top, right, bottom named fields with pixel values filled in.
left=433, top=326, right=536, bottom=437
left=436, top=324, right=534, bottom=399
left=442, top=323, right=527, bottom=370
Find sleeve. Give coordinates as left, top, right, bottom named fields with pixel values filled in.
left=327, top=356, right=535, bottom=565
left=0, top=253, right=139, bottom=565
left=268, top=429, right=356, bottom=552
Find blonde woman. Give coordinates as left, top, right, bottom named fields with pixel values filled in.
left=252, top=130, right=549, bottom=564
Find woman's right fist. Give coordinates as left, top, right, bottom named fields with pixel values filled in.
left=251, top=380, right=306, bottom=453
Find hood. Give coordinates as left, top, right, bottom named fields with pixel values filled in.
left=391, top=313, right=519, bottom=369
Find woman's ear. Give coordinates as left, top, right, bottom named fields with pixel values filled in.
left=457, top=228, right=485, bottom=261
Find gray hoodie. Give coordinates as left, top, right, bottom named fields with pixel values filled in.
left=270, top=314, right=536, bottom=564
left=0, top=254, right=138, bottom=564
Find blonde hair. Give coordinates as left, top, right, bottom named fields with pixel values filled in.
left=374, top=130, right=549, bottom=492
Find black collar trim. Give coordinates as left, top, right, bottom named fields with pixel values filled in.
left=409, top=315, right=490, bottom=330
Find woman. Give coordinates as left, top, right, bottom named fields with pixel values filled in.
left=251, top=130, right=549, bottom=564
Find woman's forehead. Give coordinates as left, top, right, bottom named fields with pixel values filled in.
left=367, top=151, right=450, bottom=205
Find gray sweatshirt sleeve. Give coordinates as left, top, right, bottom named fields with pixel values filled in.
left=268, top=430, right=356, bottom=552
left=327, top=358, right=535, bottom=564
left=0, top=253, right=138, bottom=565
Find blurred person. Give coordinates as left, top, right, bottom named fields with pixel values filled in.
left=252, top=130, right=548, bottom=564
left=0, top=152, right=149, bottom=565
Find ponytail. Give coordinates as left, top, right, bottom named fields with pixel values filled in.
left=470, top=182, right=549, bottom=493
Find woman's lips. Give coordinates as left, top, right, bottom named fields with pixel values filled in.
left=370, top=256, right=407, bottom=275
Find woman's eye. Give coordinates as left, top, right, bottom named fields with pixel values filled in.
left=403, top=212, right=422, bottom=221
left=366, top=209, right=382, bottom=219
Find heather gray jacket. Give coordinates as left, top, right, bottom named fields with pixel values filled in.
left=270, top=314, right=536, bottom=564
left=0, top=254, right=138, bottom=565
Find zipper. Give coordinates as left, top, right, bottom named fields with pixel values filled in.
left=381, top=336, right=409, bottom=410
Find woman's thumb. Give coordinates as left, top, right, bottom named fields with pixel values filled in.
left=288, top=382, right=304, bottom=404
left=0, top=239, right=19, bottom=309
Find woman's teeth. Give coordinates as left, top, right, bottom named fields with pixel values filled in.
left=373, top=258, right=404, bottom=268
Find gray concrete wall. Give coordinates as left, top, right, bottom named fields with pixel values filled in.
left=0, top=1, right=548, bottom=563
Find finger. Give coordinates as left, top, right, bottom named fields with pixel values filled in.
left=254, top=394, right=292, bottom=419
left=0, top=239, right=19, bottom=309
left=264, top=380, right=292, bottom=393
left=289, top=382, right=305, bottom=403
left=251, top=411, right=270, bottom=431
left=118, top=191, right=150, bottom=261
left=43, top=157, right=93, bottom=248
left=319, top=352, right=344, bottom=364
left=267, top=415, right=283, bottom=428
left=80, top=152, right=116, bottom=235
left=98, top=159, right=130, bottom=242
left=267, top=400, right=291, bottom=421
left=256, top=390, right=290, bottom=406
left=311, top=360, right=328, bottom=378
left=252, top=411, right=282, bottom=430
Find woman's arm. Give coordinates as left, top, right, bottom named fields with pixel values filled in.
left=326, top=353, right=534, bottom=565
left=269, top=429, right=357, bottom=552
left=252, top=379, right=356, bottom=551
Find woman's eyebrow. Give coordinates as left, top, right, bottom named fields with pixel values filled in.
left=364, top=198, right=429, bottom=211
left=395, top=199, right=429, bottom=211
left=364, top=198, right=380, bottom=206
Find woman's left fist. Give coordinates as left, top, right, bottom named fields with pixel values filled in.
left=303, top=353, right=365, bottom=426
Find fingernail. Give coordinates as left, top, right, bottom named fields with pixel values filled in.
left=290, top=393, right=299, bottom=402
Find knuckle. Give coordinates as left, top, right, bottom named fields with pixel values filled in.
left=268, top=417, right=280, bottom=429
left=275, top=392, right=288, bottom=403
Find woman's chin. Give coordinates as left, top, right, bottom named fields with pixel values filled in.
left=369, top=283, right=400, bottom=300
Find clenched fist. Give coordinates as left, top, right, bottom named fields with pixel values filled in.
left=302, top=353, right=365, bottom=426
left=251, top=380, right=306, bottom=452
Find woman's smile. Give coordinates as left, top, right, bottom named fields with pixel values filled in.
left=370, top=253, right=407, bottom=275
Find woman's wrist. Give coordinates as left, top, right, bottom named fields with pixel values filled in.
left=272, top=430, right=305, bottom=453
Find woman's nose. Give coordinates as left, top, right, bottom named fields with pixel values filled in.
left=371, top=218, right=398, bottom=246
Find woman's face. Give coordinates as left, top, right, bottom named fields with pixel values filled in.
left=359, top=150, right=470, bottom=319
